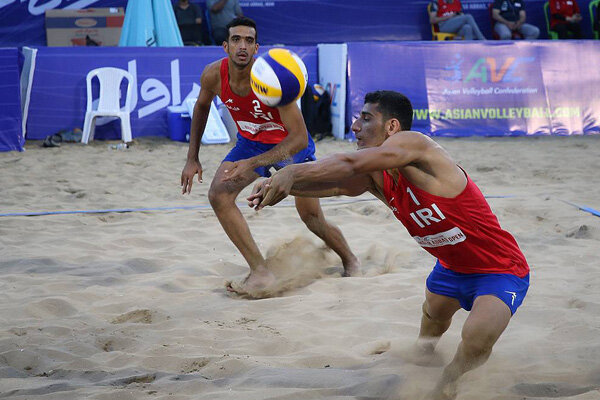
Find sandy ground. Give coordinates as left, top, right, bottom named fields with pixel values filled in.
left=1, top=135, right=599, bottom=400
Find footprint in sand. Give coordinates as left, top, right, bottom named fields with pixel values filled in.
left=353, top=340, right=391, bottom=356
left=0, top=349, right=47, bottom=374
left=179, top=358, right=210, bottom=373
left=111, top=309, right=154, bottom=324
left=25, top=298, right=78, bottom=319
left=96, top=336, right=139, bottom=352
left=512, top=382, right=598, bottom=398
left=566, top=225, right=593, bottom=239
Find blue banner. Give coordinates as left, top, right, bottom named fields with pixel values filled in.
left=0, top=0, right=126, bottom=47
left=25, top=46, right=318, bottom=140
left=0, top=48, right=24, bottom=152
left=347, top=41, right=600, bottom=136
left=2, top=1, right=598, bottom=47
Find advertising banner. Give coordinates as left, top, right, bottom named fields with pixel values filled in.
left=25, top=46, right=317, bottom=140
left=0, top=48, right=24, bottom=152
left=0, top=0, right=125, bottom=47
left=317, top=43, right=346, bottom=140
left=347, top=41, right=600, bottom=136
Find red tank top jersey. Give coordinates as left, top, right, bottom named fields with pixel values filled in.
left=220, top=58, right=288, bottom=144
left=436, top=0, right=462, bottom=17
left=550, top=0, right=580, bottom=28
left=382, top=169, right=529, bottom=277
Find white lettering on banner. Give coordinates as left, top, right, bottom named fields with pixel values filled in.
left=63, top=0, right=103, bottom=10
left=0, top=0, right=105, bottom=16
left=442, top=87, right=539, bottom=96
left=29, top=0, right=61, bottom=15
left=122, top=59, right=198, bottom=119
left=238, top=120, right=284, bottom=135
left=413, top=227, right=466, bottom=248
left=128, top=59, right=139, bottom=111
left=0, top=1, right=15, bottom=10
left=139, top=78, right=170, bottom=119
left=171, top=59, right=181, bottom=106
left=87, top=59, right=197, bottom=119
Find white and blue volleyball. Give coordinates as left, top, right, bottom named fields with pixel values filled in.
left=250, top=48, right=308, bottom=107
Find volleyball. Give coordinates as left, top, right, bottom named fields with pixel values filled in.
left=250, top=48, right=308, bottom=107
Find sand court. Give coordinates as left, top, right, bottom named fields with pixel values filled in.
left=1, top=136, right=599, bottom=399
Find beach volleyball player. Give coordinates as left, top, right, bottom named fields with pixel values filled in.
left=180, top=17, right=360, bottom=296
left=248, top=91, right=530, bottom=399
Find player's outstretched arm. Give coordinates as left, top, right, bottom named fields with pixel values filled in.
left=247, top=172, right=373, bottom=210
left=181, top=63, right=219, bottom=194
left=253, top=132, right=429, bottom=208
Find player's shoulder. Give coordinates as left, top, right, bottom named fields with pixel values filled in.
left=203, top=58, right=225, bottom=75
left=200, top=59, right=225, bottom=92
left=386, top=131, right=433, bottom=147
left=201, top=59, right=225, bottom=81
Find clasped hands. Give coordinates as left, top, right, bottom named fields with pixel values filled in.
left=246, top=170, right=294, bottom=210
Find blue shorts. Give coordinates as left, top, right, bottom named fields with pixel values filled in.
left=223, top=133, right=316, bottom=178
left=426, top=261, right=529, bottom=315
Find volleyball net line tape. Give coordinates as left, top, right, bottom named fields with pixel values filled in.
left=1, top=196, right=598, bottom=219
left=0, top=198, right=373, bottom=217
left=559, top=200, right=600, bottom=218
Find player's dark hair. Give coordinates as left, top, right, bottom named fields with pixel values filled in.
left=226, top=16, right=258, bottom=42
left=364, top=90, right=413, bottom=130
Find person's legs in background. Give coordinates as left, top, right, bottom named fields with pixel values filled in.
left=463, top=14, right=486, bottom=39
left=494, top=22, right=513, bottom=39
left=554, top=23, right=569, bottom=39
left=439, top=15, right=485, bottom=40
left=567, top=22, right=583, bottom=39
left=519, top=23, right=540, bottom=39
left=457, top=24, right=474, bottom=40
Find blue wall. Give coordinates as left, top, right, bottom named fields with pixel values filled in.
left=0, top=0, right=598, bottom=47
left=25, top=45, right=317, bottom=140
left=0, top=48, right=24, bottom=152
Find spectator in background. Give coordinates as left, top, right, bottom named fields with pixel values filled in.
left=173, top=0, right=204, bottom=45
left=550, top=0, right=583, bottom=39
left=492, top=0, right=540, bottom=39
left=207, top=0, right=243, bottom=45
left=428, top=0, right=486, bottom=40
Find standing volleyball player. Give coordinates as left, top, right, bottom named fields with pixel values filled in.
left=180, top=17, right=360, bottom=297
left=249, top=91, right=530, bottom=399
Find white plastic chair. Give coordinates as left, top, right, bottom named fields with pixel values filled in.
left=81, top=67, right=134, bottom=144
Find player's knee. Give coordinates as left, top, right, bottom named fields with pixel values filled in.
left=297, top=207, right=321, bottom=227
left=461, top=326, right=496, bottom=356
left=208, top=184, right=234, bottom=210
left=422, top=301, right=451, bottom=324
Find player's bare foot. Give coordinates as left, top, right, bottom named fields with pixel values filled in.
left=426, top=379, right=458, bottom=400
left=225, top=266, right=276, bottom=298
left=342, top=256, right=362, bottom=277
left=404, top=340, right=445, bottom=367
